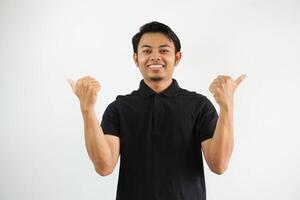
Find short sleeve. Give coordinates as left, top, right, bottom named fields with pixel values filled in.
left=195, top=97, right=218, bottom=143
left=101, top=101, right=120, bottom=137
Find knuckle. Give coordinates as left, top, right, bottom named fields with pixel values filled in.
left=225, top=77, right=232, bottom=81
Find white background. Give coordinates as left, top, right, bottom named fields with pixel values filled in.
left=1, top=0, right=299, bottom=199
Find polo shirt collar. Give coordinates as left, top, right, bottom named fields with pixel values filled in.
left=138, top=79, right=180, bottom=98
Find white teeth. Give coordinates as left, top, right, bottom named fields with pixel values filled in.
left=148, top=65, right=164, bottom=69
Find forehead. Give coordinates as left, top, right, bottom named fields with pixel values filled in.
left=138, top=32, right=175, bottom=49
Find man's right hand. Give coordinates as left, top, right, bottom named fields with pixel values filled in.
left=67, top=76, right=101, bottom=112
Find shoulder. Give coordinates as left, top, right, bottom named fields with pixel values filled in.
left=106, top=89, right=140, bottom=109
left=177, top=87, right=216, bottom=111
left=113, top=89, right=141, bottom=104
left=177, top=87, right=208, bottom=102
left=115, top=90, right=139, bottom=100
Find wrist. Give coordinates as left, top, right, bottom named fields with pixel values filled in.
left=219, top=103, right=233, bottom=112
left=80, top=105, right=95, bottom=114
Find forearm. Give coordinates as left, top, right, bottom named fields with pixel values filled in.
left=208, top=105, right=234, bottom=171
left=81, top=108, right=113, bottom=173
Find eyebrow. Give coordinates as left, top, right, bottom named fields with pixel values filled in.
left=140, top=44, right=171, bottom=48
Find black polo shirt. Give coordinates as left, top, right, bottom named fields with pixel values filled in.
left=101, top=79, right=218, bottom=200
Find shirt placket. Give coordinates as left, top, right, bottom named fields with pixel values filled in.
left=153, top=94, right=162, bottom=134
left=151, top=94, right=160, bottom=199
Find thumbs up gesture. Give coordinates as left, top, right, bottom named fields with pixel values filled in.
left=209, top=74, right=246, bottom=108
left=67, top=76, right=101, bottom=112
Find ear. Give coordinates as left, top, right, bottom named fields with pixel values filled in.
left=133, top=53, right=139, bottom=67
left=174, top=51, right=182, bottom=66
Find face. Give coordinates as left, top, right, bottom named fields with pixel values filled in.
left=133, top=32, right=182, bottom=83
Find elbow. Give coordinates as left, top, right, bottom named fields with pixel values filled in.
left=209, top=162, right=228, bottom=175
left=211, top=167, right=227, bottom=175
left=93, top=156, right=115, bottom=177
left=94, top=160, right=114, bottom=177
left=95, top=166, right=113, bottom=177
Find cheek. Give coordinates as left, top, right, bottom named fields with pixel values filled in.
left=166, top=56, right=176, bottom=64
left=138, top=55, right=148, bottom=65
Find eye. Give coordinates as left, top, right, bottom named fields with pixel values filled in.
left=160, top=49, right=169, bottom=53
left=142, top=49, right=151, bottom=54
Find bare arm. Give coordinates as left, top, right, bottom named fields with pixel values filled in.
left=201, top=105, right=233, bottom=175
left=68, top=76, right=120, bottom=176
left=201, top=74, right=246, bottom=175
left=81, top=108, right=116, bottom=176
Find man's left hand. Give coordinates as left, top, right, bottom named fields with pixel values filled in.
left=209, top=74, right=247, bottom=108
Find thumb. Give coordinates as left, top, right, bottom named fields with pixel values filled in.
left=66, top=78, right=76, bottom=92
left=234, top=74, right=247, bottom=88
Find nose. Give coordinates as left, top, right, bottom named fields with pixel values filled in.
left=150, top=51, right=162, bottom=62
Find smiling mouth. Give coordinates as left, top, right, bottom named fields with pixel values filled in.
left=147, top=64, right=165, bottom=69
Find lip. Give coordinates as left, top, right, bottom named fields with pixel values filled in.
left=146, top=64, right=165, bottom=68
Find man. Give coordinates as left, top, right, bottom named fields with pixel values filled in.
left=68, top=21, right=246, bottom=200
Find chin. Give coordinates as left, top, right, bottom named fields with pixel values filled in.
left=149, top=77, right=164, bottom=82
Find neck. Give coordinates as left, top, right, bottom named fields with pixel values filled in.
left=144, top=78, right=173, bottom=93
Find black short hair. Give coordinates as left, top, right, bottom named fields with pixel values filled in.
left=132, top=21, right=181, bottom=53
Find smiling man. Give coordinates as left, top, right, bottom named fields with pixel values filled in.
left=134, top=31, right=181, bottom=87
left=68, top=21, right=246, bottom=200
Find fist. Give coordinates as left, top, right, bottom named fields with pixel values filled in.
left=209, top=74, right=246, bottom=108
left=67, top=76, right=101, bottom=111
